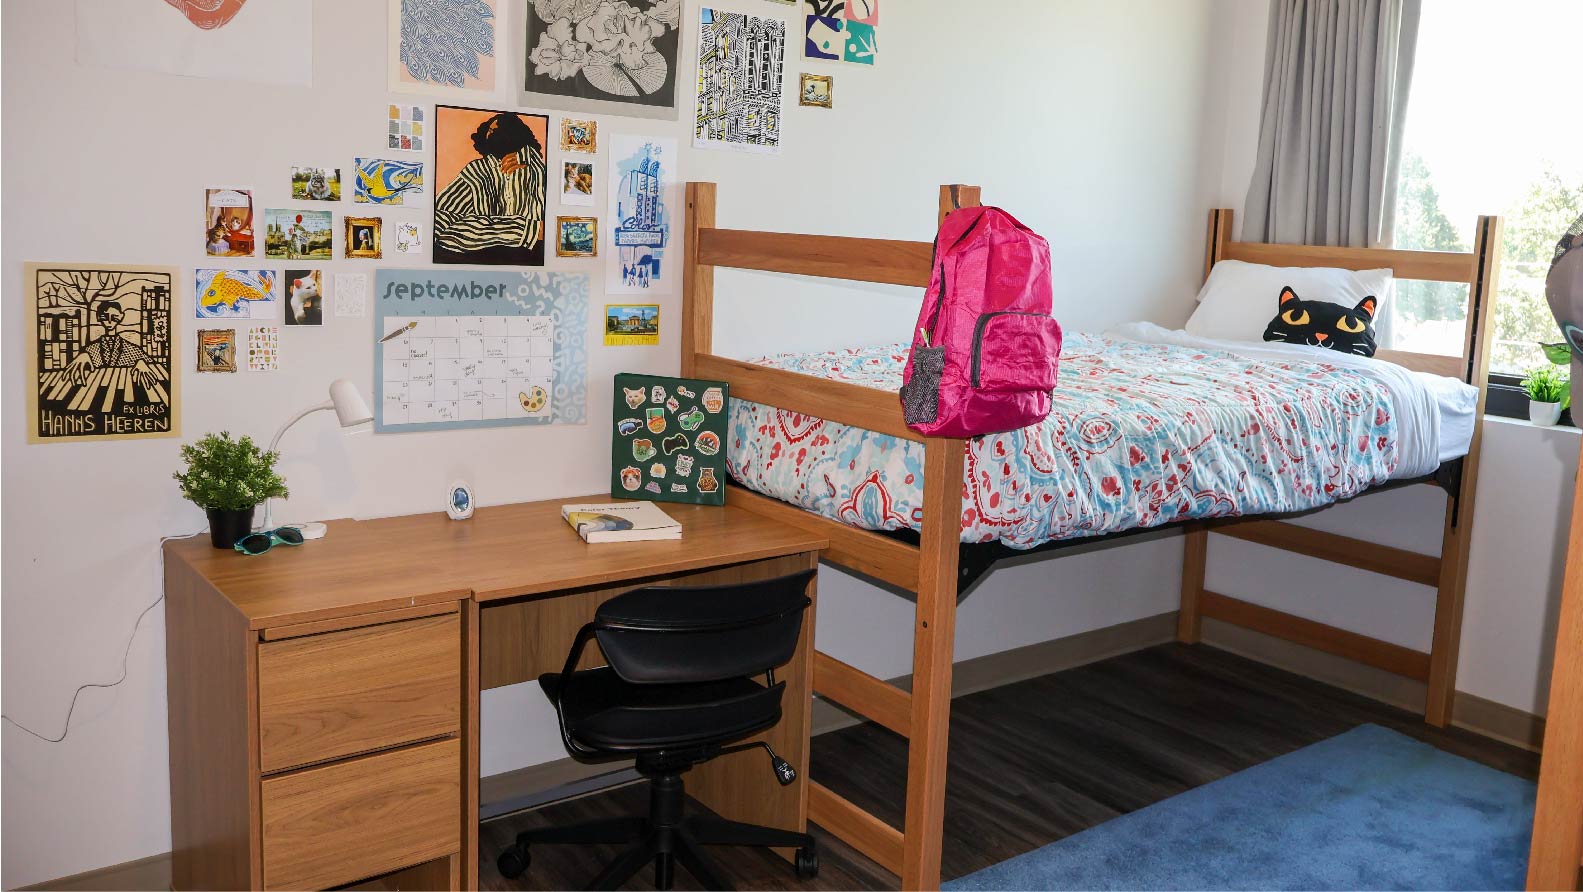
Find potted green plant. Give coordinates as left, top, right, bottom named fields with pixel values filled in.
left=173, top=432, right=289, bottom=549
left=1521, top=364, right=1569, bottom=427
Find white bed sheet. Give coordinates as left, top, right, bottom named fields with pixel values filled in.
left=1106, top=322, right=1478, bottom=476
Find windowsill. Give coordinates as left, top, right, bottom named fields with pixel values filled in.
left=1485, top=414, right=1582, bottom=435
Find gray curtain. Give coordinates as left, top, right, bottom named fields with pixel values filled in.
left=1243, top=0, right=1422, bottom=248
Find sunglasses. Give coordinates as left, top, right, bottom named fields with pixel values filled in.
left=234, top=526, right=306, bottom=556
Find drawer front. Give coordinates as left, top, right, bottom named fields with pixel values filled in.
left=261, top=737, right=461, bottom=891
left=258, top=613, right=460, bottom=773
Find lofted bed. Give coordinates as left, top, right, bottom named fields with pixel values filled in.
left=680, top=182, right=1502, bottom=890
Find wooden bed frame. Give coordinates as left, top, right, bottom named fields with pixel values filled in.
left=681, top=182, right=1502, bottom=890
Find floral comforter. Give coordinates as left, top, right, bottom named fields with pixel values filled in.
left=726, top=334, right=1400, bottom=548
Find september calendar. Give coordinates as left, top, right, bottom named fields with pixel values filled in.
left=374, top=269, right=588, bottom=432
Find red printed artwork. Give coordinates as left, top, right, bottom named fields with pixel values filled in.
left=164, top=0, right=247, bottom=30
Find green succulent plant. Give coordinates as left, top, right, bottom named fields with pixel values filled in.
left=1521, top=364, right=1569, bottom=404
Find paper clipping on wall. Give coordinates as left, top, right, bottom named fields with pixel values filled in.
left=607, top=135, right=676, bottom=295
left=520, top=0, right=681, bottom=120
left=76, top=0, right=313, bottom=85
left=247, top=326, right=280, bottom=371
left=26, top=263, right=180, bottom=443
left=389, top=0, right=498, bottom=97
left=694, top=8, right=785, bottom=154
left=373, top=269, right=589, bottom=432
left=334, top=273, right=369, bottom=317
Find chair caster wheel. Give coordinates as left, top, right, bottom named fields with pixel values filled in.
left=497, top=843, right=531, bottom=879
left=795, top=845, right=819, bottom=880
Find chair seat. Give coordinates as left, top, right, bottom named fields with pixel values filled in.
left=540, top=667, right=783, bottom=752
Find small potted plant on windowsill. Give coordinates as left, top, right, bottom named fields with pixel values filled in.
left=173, top=432, right=289, bottom=549
left=1521, top=364, right=1569, bottom=427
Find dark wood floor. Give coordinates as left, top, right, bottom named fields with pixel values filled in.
left=478, top=643, right=1538, bottom=891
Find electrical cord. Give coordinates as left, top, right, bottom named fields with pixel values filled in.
left=1, top=529, right=206, bottom=744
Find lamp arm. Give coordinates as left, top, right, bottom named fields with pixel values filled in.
left=260, top=399, right=333, bottom=531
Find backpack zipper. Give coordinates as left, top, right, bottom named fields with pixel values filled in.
left=971, top=311, right=1045, bottom=388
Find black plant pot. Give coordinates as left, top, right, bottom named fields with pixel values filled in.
left=207, top=506, right=257, bottom=550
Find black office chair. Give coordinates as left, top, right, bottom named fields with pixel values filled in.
left=495, top=569, right=820, bottom=891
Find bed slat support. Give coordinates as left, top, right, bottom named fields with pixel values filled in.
left=813, top=651, right=913, bottom=738
left=1180, top=209, right=1501, bottom=731
left=1199, top=590, right=1432, bottom=681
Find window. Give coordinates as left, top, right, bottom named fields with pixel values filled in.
left=1392, top=1, right=1583, bottom=384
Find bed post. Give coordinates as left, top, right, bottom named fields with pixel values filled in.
left=897, top=187, right=976, bottom=891
left=682, top=182, right=718, bottom=378
left=1178, top=209, right=1234, bottom=645
left=1424, top=214, right=1502, bottom=727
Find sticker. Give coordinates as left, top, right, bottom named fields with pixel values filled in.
left=697, top=468, right=720, bottom=493
left=650, top=462, right=667, bottom=479
left=518, top=386, right=547, bottom=413
left=646, top=407, right=666, bottom=434
left=678, top=407, right=705, bottom=431
left=677, top=386, right=695, bottom=398
left=633, top=439, right=657, bottom=461
left=695, top=431, right=720, bottom=456
left=670, top=483, right=689, bottom=493
left=645, top=481, right=662, bottom=494
left=666, top=396, right=679, bottom=413
left=675, top=454, right=694, bottom=476
left=662, top=433, right=690, bottom=455
left=702, top=387, right=724, bottom=413
left=618, top=418, right=643, bottom=436
left=624, top=386, right=646, bottom=409
left=650, top=385, right=666, bottom=403
left=620, top=466, right=642, bottom=491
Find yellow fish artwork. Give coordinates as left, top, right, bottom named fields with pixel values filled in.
left=354, top=158, right=423, bottom=205
left=198, top=270, right=276, bottom=311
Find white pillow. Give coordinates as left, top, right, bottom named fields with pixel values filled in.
left=1185, top=259, right=1395, bottom=345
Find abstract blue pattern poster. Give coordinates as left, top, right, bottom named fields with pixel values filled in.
left=389, top=0, right=498, bottom=96
left=374, top=269, right=587, bottom=432
left=607, top=135, right=676, bottom=295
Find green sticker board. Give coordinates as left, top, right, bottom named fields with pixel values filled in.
left=610, top=373, right=729, bottom=505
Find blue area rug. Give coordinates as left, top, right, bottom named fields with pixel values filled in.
left=946, top=725, right=1534, bottom=891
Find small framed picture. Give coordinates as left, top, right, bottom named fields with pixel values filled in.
left=556, top=216, right=598, bottom=258
left=799, top=73, right=833, bottom=108
left=344, top=216, right=382, bottom=259
left=560, top=118, right=597, bottom=154
left=196, top=329, right=237, bottom=372
left=446, top=480, right=475, bottom=520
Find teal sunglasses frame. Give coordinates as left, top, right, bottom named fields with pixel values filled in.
left=234, top=526, right=306, bottom=556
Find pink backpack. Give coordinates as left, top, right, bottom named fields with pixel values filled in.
left=900, top=206, right=1062, bottom=437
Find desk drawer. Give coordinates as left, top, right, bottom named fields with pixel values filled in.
left=258, top=613, right=460, bottom=773
left=261, top=737, right=460, bottom=891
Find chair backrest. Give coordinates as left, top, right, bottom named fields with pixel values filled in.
left=593, top=569, right=815, bottom=685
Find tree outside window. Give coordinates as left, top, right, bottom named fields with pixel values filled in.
left=1391, top=1, right=1583, bottom=377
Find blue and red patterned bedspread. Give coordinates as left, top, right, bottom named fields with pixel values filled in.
left=726, top=334, right=1401, bottom=548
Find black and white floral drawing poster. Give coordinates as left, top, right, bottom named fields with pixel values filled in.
left=521, top=0, right=682, bottom=120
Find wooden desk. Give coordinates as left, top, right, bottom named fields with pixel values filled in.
left=165, top=498, right=827, bottom=891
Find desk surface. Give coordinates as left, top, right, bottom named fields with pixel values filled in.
left=165, top=498, right=829, bottom=630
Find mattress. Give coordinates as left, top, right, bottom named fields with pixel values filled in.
left=726, top=323, right=1478, bottom=549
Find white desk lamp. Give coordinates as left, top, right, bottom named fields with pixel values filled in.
left=260, top=379, right=373, bottom=540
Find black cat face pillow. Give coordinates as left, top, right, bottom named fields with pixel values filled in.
left=1261, top=286, right=1378, bottom=356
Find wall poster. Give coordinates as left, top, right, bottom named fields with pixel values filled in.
left=374, top=269, right=588, bottom=432
left=694, top=8, right=786, bottom=154
left=388, top=0, right=498, bottom=96
left=433, top=105, right=549, bottom=266
left=520, top=0, right=681, bottom=120
left=607, top=134, right=676, bottom=294
left=26, top=263, right=179, bottom=443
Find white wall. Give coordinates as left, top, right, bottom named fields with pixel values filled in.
left=1196, top=0, right=1580, bottom=715
left=1, top=0, right=1221, bottom=885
